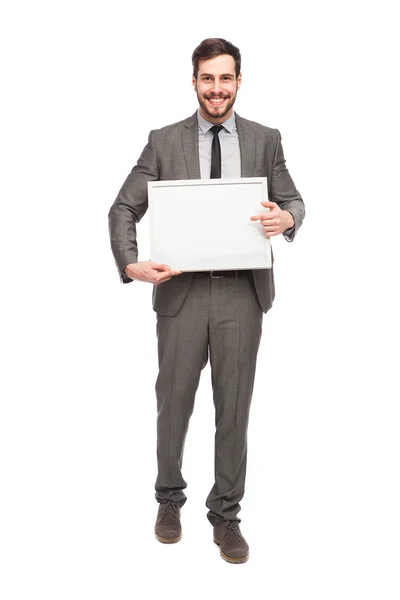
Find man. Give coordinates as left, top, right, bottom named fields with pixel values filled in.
left=108, top=38, right=305, bottom=564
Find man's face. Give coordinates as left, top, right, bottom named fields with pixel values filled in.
left=192, top=54, right=242, bottom=123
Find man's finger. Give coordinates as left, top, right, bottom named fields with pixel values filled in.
left=156, top=270, right=177, bottom=283
left=251, top=214, right=274, bottom=221
left=261, top=201, right=277, bottom=209
left=156, top=272, right=170, bottom=281
left=155, top=277, right=172, bottom=285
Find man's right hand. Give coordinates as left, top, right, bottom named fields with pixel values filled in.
left=124, top=261, right=182, bottom=285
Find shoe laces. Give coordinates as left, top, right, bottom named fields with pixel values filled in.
left=159, top=501, right=179, bottom=521
left=224, top=520, right=244, bottom=540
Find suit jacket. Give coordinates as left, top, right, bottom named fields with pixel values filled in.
left=108, top=112, right=305, bottom=315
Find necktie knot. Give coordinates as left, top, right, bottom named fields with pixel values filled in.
left=210, top=125, right=223, bottom=135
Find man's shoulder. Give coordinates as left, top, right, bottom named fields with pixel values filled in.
left=235, top=114, right=279, bottom=138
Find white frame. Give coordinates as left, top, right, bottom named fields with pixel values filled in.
left=148, top=177, right=271, bottom=271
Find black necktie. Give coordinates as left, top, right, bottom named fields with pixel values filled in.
left=210, top=125, right=223, bottom=179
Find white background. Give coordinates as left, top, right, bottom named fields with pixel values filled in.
left=1, top=1, right=399, bottom=598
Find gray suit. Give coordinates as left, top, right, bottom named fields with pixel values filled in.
left=109, top=112, right=305, bottom=523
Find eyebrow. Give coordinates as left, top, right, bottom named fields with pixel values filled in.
left=199, top=73, right=235, bottom=78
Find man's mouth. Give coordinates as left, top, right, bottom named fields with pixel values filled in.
left=205, top=96, right=229, bottom=106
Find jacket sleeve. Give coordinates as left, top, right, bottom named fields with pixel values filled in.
left=270, top=130, right=305, bottom=241
left=108, top=131, right=159, bottom=282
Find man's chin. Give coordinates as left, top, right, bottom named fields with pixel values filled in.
left=202, top=103, right=232, bottom=120
left=210, top=107, right=225, bottom=116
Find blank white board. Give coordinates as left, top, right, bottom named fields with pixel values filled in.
left=148, top=177, right=271, bottom=271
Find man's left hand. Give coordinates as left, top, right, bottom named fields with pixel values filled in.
left=250, top=201, right=294, bottom=237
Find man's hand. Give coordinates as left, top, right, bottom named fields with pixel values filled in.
left=124, top=261, right=182, bottom=285
left=250, top=201, right=294, bottom=238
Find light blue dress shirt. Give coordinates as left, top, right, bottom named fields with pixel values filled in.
left=197, top=110, right=241, bottom=179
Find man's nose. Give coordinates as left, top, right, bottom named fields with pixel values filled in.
left=212, top=79, right=221, bottom=93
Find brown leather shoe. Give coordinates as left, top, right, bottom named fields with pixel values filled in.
left=213, top=521, right=249, bottom=563
left=154, top=501, right=182, bottom=543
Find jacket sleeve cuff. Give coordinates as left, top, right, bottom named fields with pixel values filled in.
left=283, top=225, right=295, bottom=242
left=283, top=211, right=296, bottom=242
left=117, top=257, right=138, bottom=284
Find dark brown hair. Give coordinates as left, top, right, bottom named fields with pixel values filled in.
left=192, top=38, right=241, bottom=79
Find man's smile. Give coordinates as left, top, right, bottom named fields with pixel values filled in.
left=205, top=95, right=230, bottom=107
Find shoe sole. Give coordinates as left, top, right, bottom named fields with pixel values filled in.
left=213, top=538, right=249, bottom=564
left=155, top=532, right=182, bottom=544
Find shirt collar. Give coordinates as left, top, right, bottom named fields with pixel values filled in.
left=197, top=109, right=236, bottom=134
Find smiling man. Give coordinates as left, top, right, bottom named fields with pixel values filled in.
left=194, top=54, right=241, bottom=121
left=108, top=38, right=305, bottom=564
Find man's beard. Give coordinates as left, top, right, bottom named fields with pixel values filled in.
left=196, top=86, right=238, bottom=120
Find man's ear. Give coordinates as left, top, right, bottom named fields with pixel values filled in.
left=237, top=72, right=242, bottom=90
left=192, top=75, right=197, bottom=90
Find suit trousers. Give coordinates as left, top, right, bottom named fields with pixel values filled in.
left=154, top=272, right=263, bottom=524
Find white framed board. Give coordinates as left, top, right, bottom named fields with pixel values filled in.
left=148, top=177, right=271, bottom=271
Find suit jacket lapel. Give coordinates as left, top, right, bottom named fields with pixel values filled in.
left=236, top=113, right=255, bottom=178
left=181, top=112, right=201, bottom=179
